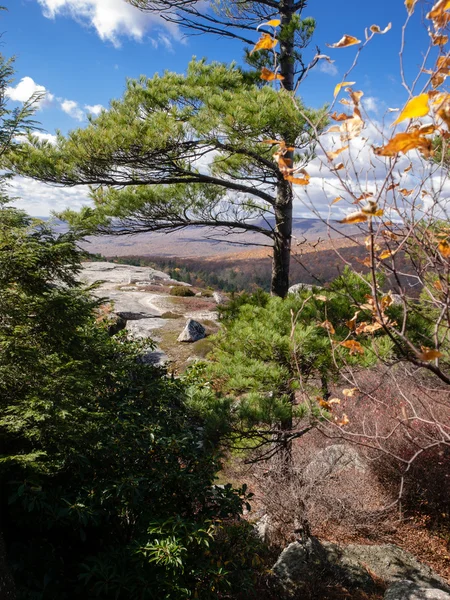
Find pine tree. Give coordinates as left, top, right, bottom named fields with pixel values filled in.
left=11, top=10, right=325, bottom=296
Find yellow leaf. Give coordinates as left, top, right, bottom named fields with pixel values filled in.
left=418, top=346, right=443, bottom=360
left=343, top=387, right=358, bottom=397
left=331, top=162, right=345, bottom=171
left=370, top=23, right=392, bottom=34
left=326, top=145, right=349, bottom=161
left=361, top=200, right=383, bottom=216
left=374, top=130, right=433, bottom=157
left=405, top=0, right=419, bottom=14
left=331, top=196, right=343, bottom=204
left=378, top=249, right=396, bottom=259
left=260, top=67, right=284, bottom=81
left=438, top=239, right=450, bottom=256
left=319, top=320, right=336, bottom=334
left=434, top=279, right=443, bottom=291
left=334, top=81, right=356, bottom=98
left=327, top=35, right=361, bottom=49
left=250, top=33, right=278, bottom=54
left=329, top=398, right=341, bottom=405
left=340, top=211, right=368, bottom=224
left=257, top=19, right=281, bottom=28
left=340, top=340, right=364, bottom=355
left=392, top=94, right=429, bottom=125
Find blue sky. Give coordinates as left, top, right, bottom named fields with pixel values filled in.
left=5, top=0, right=440, bottom=215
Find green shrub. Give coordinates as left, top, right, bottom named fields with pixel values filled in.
left=169, top=285, right=195, bottom=297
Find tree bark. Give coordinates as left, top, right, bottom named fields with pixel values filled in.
left=270, top=0, right=295, bottom=298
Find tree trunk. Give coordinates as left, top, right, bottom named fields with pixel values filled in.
left=270, top=0, right=295, bottom=298
left=271, top=182, right=293, bottom=297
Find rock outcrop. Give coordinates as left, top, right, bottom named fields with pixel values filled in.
left=384, top=581, right=450, bottom=600
left=273, top=538, right=450, bottom=595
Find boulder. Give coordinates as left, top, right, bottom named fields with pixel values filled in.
left=303, top=444, right=366, bottom=484
left=384, top=581, right=450, bottom=600
left=288, top=283, right=315, bottom=294
left=177, top=319, right=206, bottom=343
left=139, top=347, right=169, bottom=367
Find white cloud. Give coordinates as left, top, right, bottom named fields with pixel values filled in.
left=37, top=0, right=182, bottom=47
left=61, top=99, right=85, bottom=121
left=85, top=103, right=105, bottom=116
left=10, top=176, right=92, bottom=216
left=318, top=61, right=338, bottom=77
left=34, top=132, right=58, bottom=144
left=363, top=96, right=380, bottom=114
left=6, top=76, right=54, bottom=107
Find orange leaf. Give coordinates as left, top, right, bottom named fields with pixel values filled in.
left=285, top=174, right=310, bottom=185
left=332, top=196, right=343, bottom=204
left=373, top=130, right=433, bottom=157
left=392, top=94, right=429, bottom=125
left=405, top=0, right=419, bottom=14
left=331, top=162, right=345, bottom=171
left=250, top=33, right=278, bottom=54
left=431, top=33, right=449, bottom=45
left=334, top=81, right=356, bottom=98
left=418, top=346, right=443, bottom=360
left=260, top=67, right=284, bottom=81
left=331, top=111, right=353, bottom=121
left=404, top=164, right=412, bottom=172
left=427, top=0, right=450, bottom=30
left=319, top=320, right=336, bottom=334
left=370, top=23, right=392, bottom=34
left=335, top=413, right=350, bottom=426
left=438, top=239, right=450, bottom=256
left=326, top=145, right=349, bottom=161
left=399, top=188, right=414, bottom=196
left=348, top=89, right=364, bottom=105
left=340, top=211, right=368, bottom=224
left=340, top=340, right=364, bottom=355
left=327, top=35, right=361, bottom=48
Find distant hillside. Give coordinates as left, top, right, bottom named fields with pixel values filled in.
left=79, top=217, right=362, bottom=259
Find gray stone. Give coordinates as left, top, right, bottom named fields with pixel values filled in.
left=213, top=291, right=228, bottom=304
left=384, top=581, right=450, bottom=600
left=326, top=544, right=450, bottom=592
left=288, top=283, right=315, bottom=294
left=304, top=444, right=366, bottom=483
left=177, top=319, right=206, bottom=343
left=273, top=538, right=450, bottom=595
left=139, top=347, right=169, bottom=367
